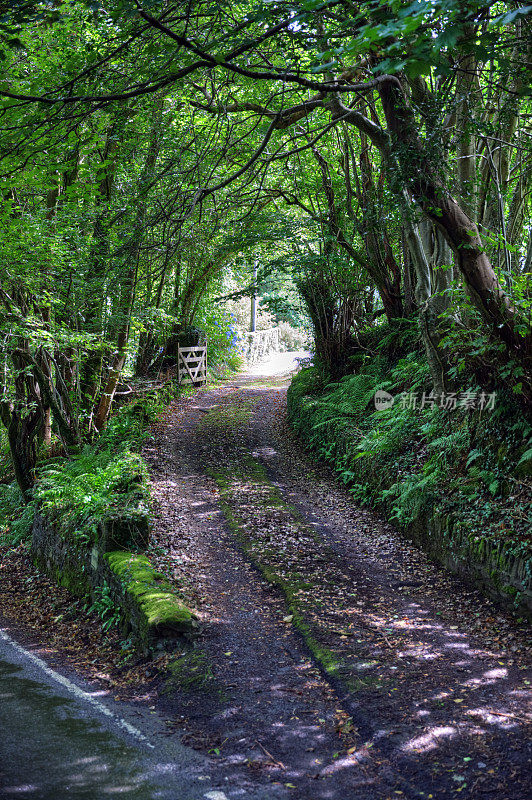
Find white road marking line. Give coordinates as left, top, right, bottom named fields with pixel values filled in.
left=204, top=792, right=230, bottom=800
left=0, top=628, right=155, bottom=749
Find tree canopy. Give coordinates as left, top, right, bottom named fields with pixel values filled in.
left=0, top=0, right=530, bottom=495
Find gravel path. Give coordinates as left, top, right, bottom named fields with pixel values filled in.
left=144, top=361, right=531, bottom=800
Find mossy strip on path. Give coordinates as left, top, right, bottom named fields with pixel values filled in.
left=208, top=455, right=385, bottom=695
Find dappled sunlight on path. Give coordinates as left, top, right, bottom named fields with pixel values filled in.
left=244, top=349, right=310, bottom=378
left=143, top=359, right=531, bottom=800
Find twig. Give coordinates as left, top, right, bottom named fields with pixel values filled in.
left=486, top=709, right=531, bottom=723
left=256, top=740, right=286, bottom=770
left=377, top=632, right=394, bottom=648
left=114, top=384, right=133, bottom=395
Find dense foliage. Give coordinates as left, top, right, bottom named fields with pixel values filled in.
left=0, top=1, right=530, bottom=556
left=288, top=329, right=532, bottom=569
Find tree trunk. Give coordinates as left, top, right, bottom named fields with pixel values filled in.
left=455, top=30, right=479, bottom=221
left=0, top=352, right=44, bottom=499
left=81, top=113, right=126, bottom=405
left=401, top=202, right=447, bottom=395
left=377, top=78, right=529, bottom=364
left=93, top=102, right=163, bottom=430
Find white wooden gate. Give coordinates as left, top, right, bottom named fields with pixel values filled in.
left=177, top=344, right=207, bottom=385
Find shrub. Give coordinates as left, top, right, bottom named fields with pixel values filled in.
left=287, top=350, right=531, bottom=554
left=195, top=306, right=242, bottom=367
left=35, top=450, right=149, bottom=545
left=0, top=483, right=34, bottom=547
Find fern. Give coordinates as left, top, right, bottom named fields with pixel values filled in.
left=0, top=483, right=34, bottom=546
left=35, top=450, right=148, bottom=545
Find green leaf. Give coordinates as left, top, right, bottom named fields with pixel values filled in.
left=490, top=6, right=532, bottom=27
left=518, top=448, right=532, bottom=466
left=309, top=60, right=337, bottom=73
left=405, top=59, right=431, bottom=78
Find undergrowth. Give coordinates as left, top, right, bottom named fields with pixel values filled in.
left=0, top=382, right=179, bottom=549
left=0, top=483, right=34, bottom=547
left=287, top=329, right=532, bottom=565
left=35, top=450, right=149, bottom=545
left=84, top=581, right=123, bottom=632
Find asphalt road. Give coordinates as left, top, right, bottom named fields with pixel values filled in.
left=0, top=628, right=284, bottom=800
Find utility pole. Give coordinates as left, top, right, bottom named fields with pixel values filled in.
left=250, top=260, right=257, bottom=332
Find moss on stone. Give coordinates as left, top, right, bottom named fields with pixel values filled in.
left=166, top=649, right=216, bottom=691
left=105, top=551, right=197, bottom=636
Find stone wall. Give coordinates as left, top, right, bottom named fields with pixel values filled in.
left=408, top=511, right=532, bottom=616
left=242, top=327, right=280, bottom=364
left=32, top=513, right=197, bottom=650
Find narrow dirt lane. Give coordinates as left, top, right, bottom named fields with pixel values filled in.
left=145, top=357, right=531, bottom=800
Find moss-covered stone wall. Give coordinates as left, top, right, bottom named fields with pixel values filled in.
left=31, top=513, right=197, bottom=650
